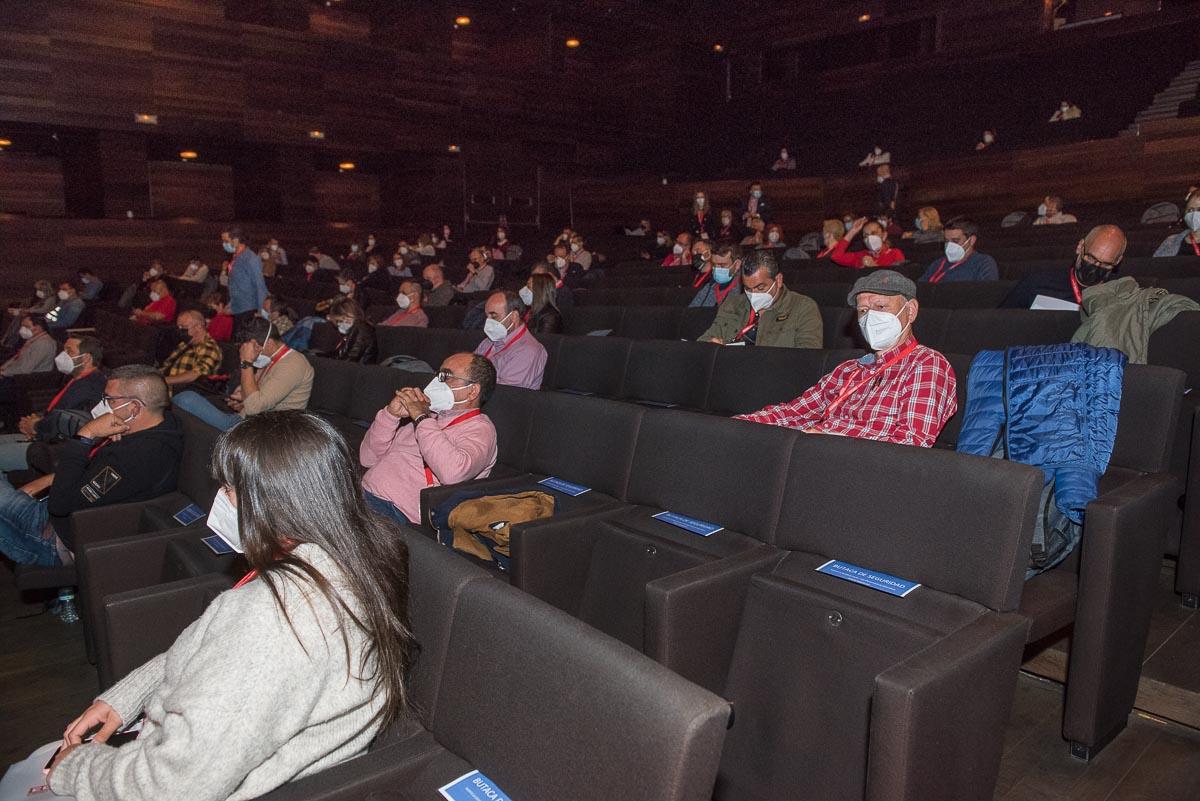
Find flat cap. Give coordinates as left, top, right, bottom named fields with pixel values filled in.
left=846, top=270, right=917, bottom=307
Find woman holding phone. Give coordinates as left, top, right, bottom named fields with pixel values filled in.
left=47, top=411, right=417, bottom=801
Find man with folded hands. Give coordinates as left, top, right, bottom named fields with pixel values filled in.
left=734, top=271, right=957, bottom=447
left=360, top=353, right=498, bottom=525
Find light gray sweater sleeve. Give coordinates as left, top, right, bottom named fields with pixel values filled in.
left=52, top=582, right=341, bottom=801
left=97, top=653, right=167, bottom=727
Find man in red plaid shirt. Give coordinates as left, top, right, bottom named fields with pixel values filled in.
left=735, top=271, right=957, bottom=447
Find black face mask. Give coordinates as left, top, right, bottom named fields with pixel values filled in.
left=421, top=278, right=434, bottom=291
left=1073, top=257, right=1112, bottom=287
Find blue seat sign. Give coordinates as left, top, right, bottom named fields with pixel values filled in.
left=538, top=476, right=591, bottom=497
left=173, top=503, right=205, bottom=525
left=815, top=559, right=921, bottom=597
left=438, top=770, right=513, bottom=801
left=652, top=511, right=724, bottom=537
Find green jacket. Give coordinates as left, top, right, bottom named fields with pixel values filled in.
left=698, top=285, right=823, bottom=349
left=1072, top=276, right=1200, bottom=364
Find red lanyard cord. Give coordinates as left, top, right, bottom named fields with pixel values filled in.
left=422, top=408, right=483, bottom=485
left=821, top=338, right=919, bottom=420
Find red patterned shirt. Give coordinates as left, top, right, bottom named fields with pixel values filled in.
left=734, top=340, right=957, bottom=447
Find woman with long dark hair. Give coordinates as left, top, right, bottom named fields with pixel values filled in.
left=47, top=411, right=417, bottom=801
left=522, top=272, right=563, bottom=335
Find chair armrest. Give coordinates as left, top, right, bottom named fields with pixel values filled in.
left=68, top=494, right=187, bottom=552
left=76, top=526, right=200, bottom=666
left=508, top=510, right=618, bottom=616
left=1177, top=404, right=1200, bottom=599
left=1064, top=471, right=1178, bottom=749
left=102, top=574, right=232, bottom=689
left=868, top=612, right=1029, bottom=801
left=645, top=544, right=785, bottom=695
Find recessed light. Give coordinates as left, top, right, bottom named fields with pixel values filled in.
left=338, top=161, right=356, bottom=171
left=858, top=13, right=871, bottom=22
left=134, top=113, right=158, bottom=125
left=447, top=144, right=461, bottom=153
left=565, top=37, right=581, bottom=48
left=712, top=44, right=724, bottom=53
left=455, top=15, right=471, bottom=27
left=0, top=138, right=11, bottom=148
left=308, top=130, right=326, bottom=140
left=179, top=150, right=198, bottom=161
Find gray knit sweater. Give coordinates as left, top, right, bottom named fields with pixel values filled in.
left=51, top=544, right=388, bottom=801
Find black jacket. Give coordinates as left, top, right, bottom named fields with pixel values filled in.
left=528, top=306, right=563, bottom=335
left=50, top=411, right=184, bottom=547
left=334, top=320, right=378, bottom=364
left=35, top=370, right=107, bottom=441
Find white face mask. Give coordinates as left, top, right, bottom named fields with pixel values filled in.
left=945, top=240, right=967, bottom=262
left=251, top=335, right=272, bottom=369
left=859, top=305, right=910, bottom=351
left=657, top=236, right=668, bottom=246
left=207, top=489, right=244, bottom=553
left=672, top=243, right=685, bottom=255
left=90, top=399, right=111, bottom=418
left=747, top=283, right=776, bottom=312
left=305, top=264, right=316, bottom=274
left=767, top=231, right=780, bottom=243
left=338, top=284, right=352, bottom=295
left=721, top=216, right=732, bottom=225
left=780, top=151, right=788, bottom=159
left=876, top=175, right=885, bottom=184
left=555, top=256, right=567, bottom=268
left=396, top=292, right=412, bottom=309
left=55, top=350, right=80, bottom=374
left=336, top=321, right=352, bottom=335
left=497, top=233, right=506, bottom=241
left=351, top=245, right=360, bottom=252
left=368, top=263, right=378, bottom=273
left=18, top=326, right=32, bottom=340
left=519, top=286, right=534, bottom=305
left=570, top=243, right=581, bottom=252
left=983, top=133, right=995, bottom=143
left=695, top=197, right=706, bottom=207
left=1185, top=210, right=1200, bottom=232
left=400, top=246, right=409, bottom=254
left=35, top=291, right=46, bottom=300
left=57, top=290, right=69, bottom=301
left=423, top=377, right=465, bottom=413
left=1037, top=203, right=1048, bottom=217
left=483, top=313, right=512, bottom=342
left=865, top=234, right=883, bottom=252
left=368, top=238, right=376, bottom=245
left=149, top=292, right=161, bottom=302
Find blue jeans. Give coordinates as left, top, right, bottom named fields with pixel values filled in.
left=364, top=491, right=412, bottom=526
left=0, top=480, right=55, bottom=565
left=0, top=433, right=31, bottom=471
left=172, top=391, right=244, bottom=432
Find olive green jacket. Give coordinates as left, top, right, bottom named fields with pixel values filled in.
left=698, top=285, right=823, bottom=348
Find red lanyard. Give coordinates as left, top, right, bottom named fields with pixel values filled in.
left=47, top=368, right=95, bottom=412
left=714, top=282, right=736, bottom=304
left=816, top=245, right=835, bottom=259
left=261, top=345, right=291, bottom=376
left=734, top=309, right=759, bottom=342
left=1190, top=235, right=1200, bottom=257
left=234, top=539, right=297, bottom=589
left=822, top=338, right=919, bottom=420
left=422, top=409, right=483, bottom=485
left=483, top=325, right=528, bottom=360
left=927, top=257, right=965, bottom=284
left=692, top=270, right=709, bottom=288
left=1069, top=271, right=1083, bottom=304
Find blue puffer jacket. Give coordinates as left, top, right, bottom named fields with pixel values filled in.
left=956, top=343, right=1125, bottom=524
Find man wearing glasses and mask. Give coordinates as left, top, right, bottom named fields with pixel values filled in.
left=359, top=353, right=498, bottom=525
left=1001, top=225, right=1127, bottom=309
left=0, top=365, right=183, bottom=567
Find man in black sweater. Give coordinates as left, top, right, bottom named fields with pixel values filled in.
left=0, top=365, right=183, bottom=566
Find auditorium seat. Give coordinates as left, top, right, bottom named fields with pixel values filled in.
left=163, top=531, right=728, bottom=801
left=511, top=410, right=794, bottom=650
left=543, top=335, right=632, bottom=397
left=620, top=340, right=717, bottom=409
left=701, top=345, right=841, bottom=417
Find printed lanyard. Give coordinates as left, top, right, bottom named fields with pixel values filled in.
left=1069, top=270, right=1083, bottom=305
left=928, top=257, right=965, bottom=284
left=423, top=409, right=483, bottom=485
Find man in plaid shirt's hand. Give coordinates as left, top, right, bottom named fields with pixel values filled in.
left=735, top=271, right=957, bottom=448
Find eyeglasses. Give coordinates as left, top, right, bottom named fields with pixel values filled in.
left=436, top=370, right=477, bottom=385
left=101, top=394, right=142, bottom=408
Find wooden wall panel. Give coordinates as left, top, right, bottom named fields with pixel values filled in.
left=151, top=18, right=245, bottom=138
left=0, top=154, right=66, bottom=217
left=98, top=132, right=151, bottom=219
left=148, top=161, right=234, bottom=220
left=312, top=172, right=380, bottom=225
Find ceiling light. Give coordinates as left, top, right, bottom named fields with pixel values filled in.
left=455, top=15, right=471, bottom=27
left=0, top=138, right=11, bottom=148
left=858, top=13, right=871, bottom=22
left=308, top=130, right=326, bottom=140
left=712, top=44, right=724, bottom=53
left=134, top=113, right=158, bottom=125
left=179, top=150, right=198, bottom=161
left=565, top=37, right=581, bottom=48
left=338, top=161, right=356, bottom=171
left=447, top=144, right=461, bottom=153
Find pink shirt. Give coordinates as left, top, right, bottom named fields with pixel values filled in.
left=360, top=407, right=497, bottom=524
left=473, top=325, right=547, bottom=389
left=380, top=307, right=429, bottom=328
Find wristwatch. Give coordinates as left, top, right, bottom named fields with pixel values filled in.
left=239, top=360, right=254, bottom=369
left=412, top=413, right=430, bottom=426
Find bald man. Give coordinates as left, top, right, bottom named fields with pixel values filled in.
left=1000, top=225, right=1126, bottom=309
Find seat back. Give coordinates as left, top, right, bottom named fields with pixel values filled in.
left=627, top=411, right=795, bottom=543
left=547, top=336, right=631, bottom=396
left=525, top=392, right=643, bottom=498
left=775, top=435, right=1043, bottom=612
left=703, top=346, right=834, bottom=416
left=482, top=385, right=537, bottom=472
left=175, top=410, right=222, bottom=507
left=617, top=306, right=683, bottom=339
left=305, top=356, right=358, bottom=415
left=1147, top=309, right=1200, bottom=389
left=433, top=578, right=730, bottom=801
left=621, top=340, right=717, bottom=408
left=1111, top=364, right=1185, bottom=473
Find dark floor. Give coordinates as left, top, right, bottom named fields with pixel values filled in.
left=2, top=558, right=1199, bottom=799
